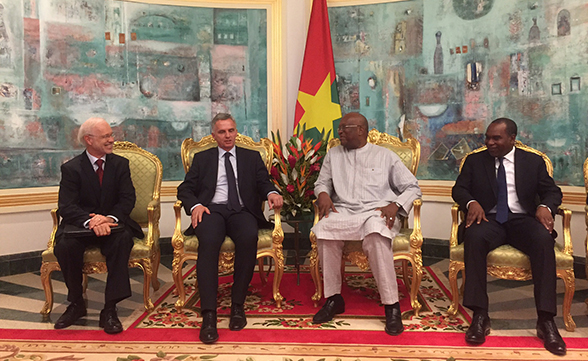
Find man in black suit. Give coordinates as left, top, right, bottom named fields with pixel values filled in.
left=177, top=113, right=283, bottom=344
left=53, top=117, right=143, bottom=334
left=452, top=118, right=566, bottom=355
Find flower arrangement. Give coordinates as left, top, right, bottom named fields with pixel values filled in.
left=270, top=129, right=330, bottom=218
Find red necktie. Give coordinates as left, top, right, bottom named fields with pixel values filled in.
left=95, top=159, right=104, bottom=186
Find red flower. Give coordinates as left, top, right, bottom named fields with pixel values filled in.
left=271, top=166, right=279, bottom=179
left=286, top=184, right=295, bottom=193
left=288, top=155, right=297, bottom=169
left=310, top=163, right=320, bottom=173
left=305, top=189, right=314, bottom=197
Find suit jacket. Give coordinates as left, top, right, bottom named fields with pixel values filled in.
left=452, top=148, right=562, bottom=220
left=56, top=152, right=144, bottom=240
left=177, top=146, right=278, bottom=233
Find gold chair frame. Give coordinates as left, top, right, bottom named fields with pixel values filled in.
left=309, top=129, right=424, bottom=316
left=40, top=141, right=163, bottom=315
left=172, top=134, right=285, bottom=310
left=447, top=141, right=576, bottom=332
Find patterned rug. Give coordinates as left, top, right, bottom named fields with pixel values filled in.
left=134, top=265, right=471, bottom=338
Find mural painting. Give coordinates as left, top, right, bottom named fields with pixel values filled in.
left=329, top=0, right=587, bottom=185
left=0, top=0, right=267, bottom=189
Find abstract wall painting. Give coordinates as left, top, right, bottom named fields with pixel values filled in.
left=0, top=0, right=267, bottom=189
left=328, top=0, right=588, bottom=185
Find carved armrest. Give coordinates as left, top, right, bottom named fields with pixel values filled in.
left=409, top=199, right=423, bottom=249
left=47, top=208, right=60, bottom=249
left=144, top=199, right=161, bottom=248
left=557, top=206, right=573, bottom=255
left=449, top=203, right=460, bottom=247
left=171, top=200, right=186, bottom=250
left=270, top=207, right=284, bottom=246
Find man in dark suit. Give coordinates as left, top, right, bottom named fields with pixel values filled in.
left=452, top=118, right=566, bottom=355
left=177, top=113, right=283, bottom=344
left=53, top=117, right=143, bottom=334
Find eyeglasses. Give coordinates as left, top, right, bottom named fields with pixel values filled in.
left=337, top=124, right=361, bottom=132
left=88, top=133, right=114, bottom=140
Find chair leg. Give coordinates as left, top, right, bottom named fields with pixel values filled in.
left=173, top=256, right=187, bottom=311
left=407, top=260, right=422, bottom=317
left=309, top=239, right=322, bottom=307
left=401, top=259, right=411, bottom=293
left=560, top=269, right=576, bottom=332
left=137, top=262, right=154, bottom=312
left=271, top=255, right=284, bottom=308
left=151, top=249, right=161, bottom=291
left=40, top=263, right=56, bottom=316
left=459, top=269, right=465, bottom=296
left=447, top=261, right=463, bottom=317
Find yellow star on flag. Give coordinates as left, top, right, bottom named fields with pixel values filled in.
left=297, top=74, right=342, bottom=135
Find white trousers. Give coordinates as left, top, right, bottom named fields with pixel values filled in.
left=317, top=226, right=400, bottom=305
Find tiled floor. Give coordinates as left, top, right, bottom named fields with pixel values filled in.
left=1, top=253, right=587, bottom=338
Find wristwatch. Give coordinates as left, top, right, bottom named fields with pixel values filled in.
left=394, top=201, right=402, bottom=210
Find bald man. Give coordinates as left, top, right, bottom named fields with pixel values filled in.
left=53, top=117, right=143, bottom=334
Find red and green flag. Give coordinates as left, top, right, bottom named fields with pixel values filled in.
left=294, top=0, right=341, bottom=139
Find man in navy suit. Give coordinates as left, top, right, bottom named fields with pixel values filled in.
left=452, top=118, right=566, bottom=355
left=53, top=117, right=143, bottom=334
left=177, top=113, right=283, bottom=344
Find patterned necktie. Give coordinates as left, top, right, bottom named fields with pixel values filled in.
left=224, top=153, right=241, bottom=211
left=95, top=159, right=104, bottom=186
left=496, top=157, right=509, bottom=223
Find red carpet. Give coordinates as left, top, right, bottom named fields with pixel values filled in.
left=1, top=266, right=587, bottom=360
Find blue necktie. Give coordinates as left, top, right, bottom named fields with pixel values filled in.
left=496, top=157, right=509, bottom=223
left=224, top=153, right=241, bottom=211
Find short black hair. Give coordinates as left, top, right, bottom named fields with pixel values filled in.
left=491, top=117, right=517, bottom=137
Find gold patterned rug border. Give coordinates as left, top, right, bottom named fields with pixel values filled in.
left=3, top=340, right=588, bottom=360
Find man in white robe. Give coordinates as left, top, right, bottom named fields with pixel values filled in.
left=311, top=112, right=421, bottom=336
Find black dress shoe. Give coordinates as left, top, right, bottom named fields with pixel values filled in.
left=54, top=301, right=87, bottom=329
left=537, top=319, right=566, bottom=356
left=229, top=304, right=247, bottom=331
left=199, top=311, right=219, bottom=344
left=465, top=313, right=491, bottom=345
left=384, top=303, right=404, bottom=336
left=312, top=295, right=345, bottom=324
left=99, top=307, right=123, bottom=334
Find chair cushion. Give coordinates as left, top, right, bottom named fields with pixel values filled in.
left=42, top=232, right=153, bottom=263
left=183, top=228, right=274, bottom=254
left=449, top=242, right=573, bottom=269
left=342, top=227, right=413, bottom=253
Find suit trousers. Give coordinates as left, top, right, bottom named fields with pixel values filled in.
left=54, top=229, right=134, bottom=304
left=462, top=213, right=557, bottom=316
left=194, top=204, right=258, bottom=311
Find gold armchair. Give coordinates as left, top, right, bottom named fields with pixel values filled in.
left=171, top=134, right=285, bottom=310
left=309, top=129, right=424, bottom=316
left=40, top=141, right=163, bottom=315
left=447, top=141, right=576, bottom=332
